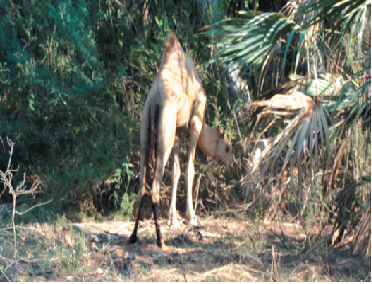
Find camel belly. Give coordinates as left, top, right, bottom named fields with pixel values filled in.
left=176, top=99, right=192, bottom=128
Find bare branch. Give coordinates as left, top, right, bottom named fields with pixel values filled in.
left=0, top=137, right=47, bottom=260
left=15, top=199, right=53, bottom=215
left=5, top=137, right=13, bottom=173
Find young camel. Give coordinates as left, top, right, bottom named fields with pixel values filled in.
left=129, top=32, right=233, bottom=248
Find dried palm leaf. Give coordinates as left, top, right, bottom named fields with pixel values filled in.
left=243, top=92, right=330, bottom=194
left=353, top=200, right=371, bottom=258
left=325, top=138, right=347, bottom=195
left=331, top=180, right=356, bottom=245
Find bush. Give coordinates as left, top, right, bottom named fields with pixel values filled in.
left=0, top=0, right=234, bottom=215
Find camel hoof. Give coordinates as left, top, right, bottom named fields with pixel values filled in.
left=129, top=234, right=138, bottom=244
left=167, top=218, right=179, bottom=228
left=158, top=241, right=168, bottom=251
left=184, top=217, right=197, bottom=226
left=189, top=217, right=197, bottom=226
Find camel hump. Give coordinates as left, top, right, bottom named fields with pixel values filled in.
left=166, top=32, right=178, bottom=54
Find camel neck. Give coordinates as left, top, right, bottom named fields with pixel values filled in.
left=197, top=124, right=217, bottom=158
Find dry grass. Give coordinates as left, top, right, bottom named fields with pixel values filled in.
left=0, top=215, right=370, bottom=281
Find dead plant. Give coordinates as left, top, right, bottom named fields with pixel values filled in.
left=0, top=137, right=52, bottom=280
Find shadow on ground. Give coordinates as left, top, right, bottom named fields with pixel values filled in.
left=68, top=217, right=371, bottom=281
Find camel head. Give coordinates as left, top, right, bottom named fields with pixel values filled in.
left=215, top=127, right=234, bottom=169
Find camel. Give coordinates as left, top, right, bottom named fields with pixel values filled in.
left=129, top=32, right=233, bottom=248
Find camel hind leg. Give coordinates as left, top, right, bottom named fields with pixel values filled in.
left=129, top=103, right=151, bottom=244
left=151, top=103, right=176, bottom=248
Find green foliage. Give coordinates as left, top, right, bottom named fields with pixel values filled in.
left=119, top=192, right=136, bottom=219
left=0, top=0, right=130, bottom=204
left=0, top=0, right=235, bottom=215
left=207, top=12, right=301, bottom=74
left=109, top=189, right=136, bottom=220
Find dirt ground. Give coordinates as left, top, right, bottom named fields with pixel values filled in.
left=1, top=214, right=370, bottom=282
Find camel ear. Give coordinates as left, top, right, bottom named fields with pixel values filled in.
left=217, top=127, right=224, bottom=139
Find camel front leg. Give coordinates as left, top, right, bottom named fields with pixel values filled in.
left=168, top=134, right=181, bottom=227
left=185, top=117, right=202, bottom=225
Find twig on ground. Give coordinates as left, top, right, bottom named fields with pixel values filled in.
left=235, top=264, right=257, bottom=281
left=0, top=267, right=11, bottom=282
left=271, top=245, right=280, bottom=281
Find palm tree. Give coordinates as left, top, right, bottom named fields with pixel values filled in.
left=208, top=0, right=371, bottom=257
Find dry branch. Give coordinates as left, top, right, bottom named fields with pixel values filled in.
left=0, top=137, right=52, bottom=262
left=353, top=200, right=371, bottom=258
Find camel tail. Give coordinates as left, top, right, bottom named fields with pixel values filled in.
left=166, top=32, right=178, bottom=55
left=129, top=101, right=157, bottom=245
left=149, top=103, right=160, bottom=164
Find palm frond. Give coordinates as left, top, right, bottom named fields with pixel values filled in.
left=293, top=73, right=357, bottom=112
left=301, top=0, right=371, bottom=61
left=286, top=67, right=370, bottom=116
left=207, top=12, right=303, bottom=75
left=332, top=54, right=371, bottom=129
